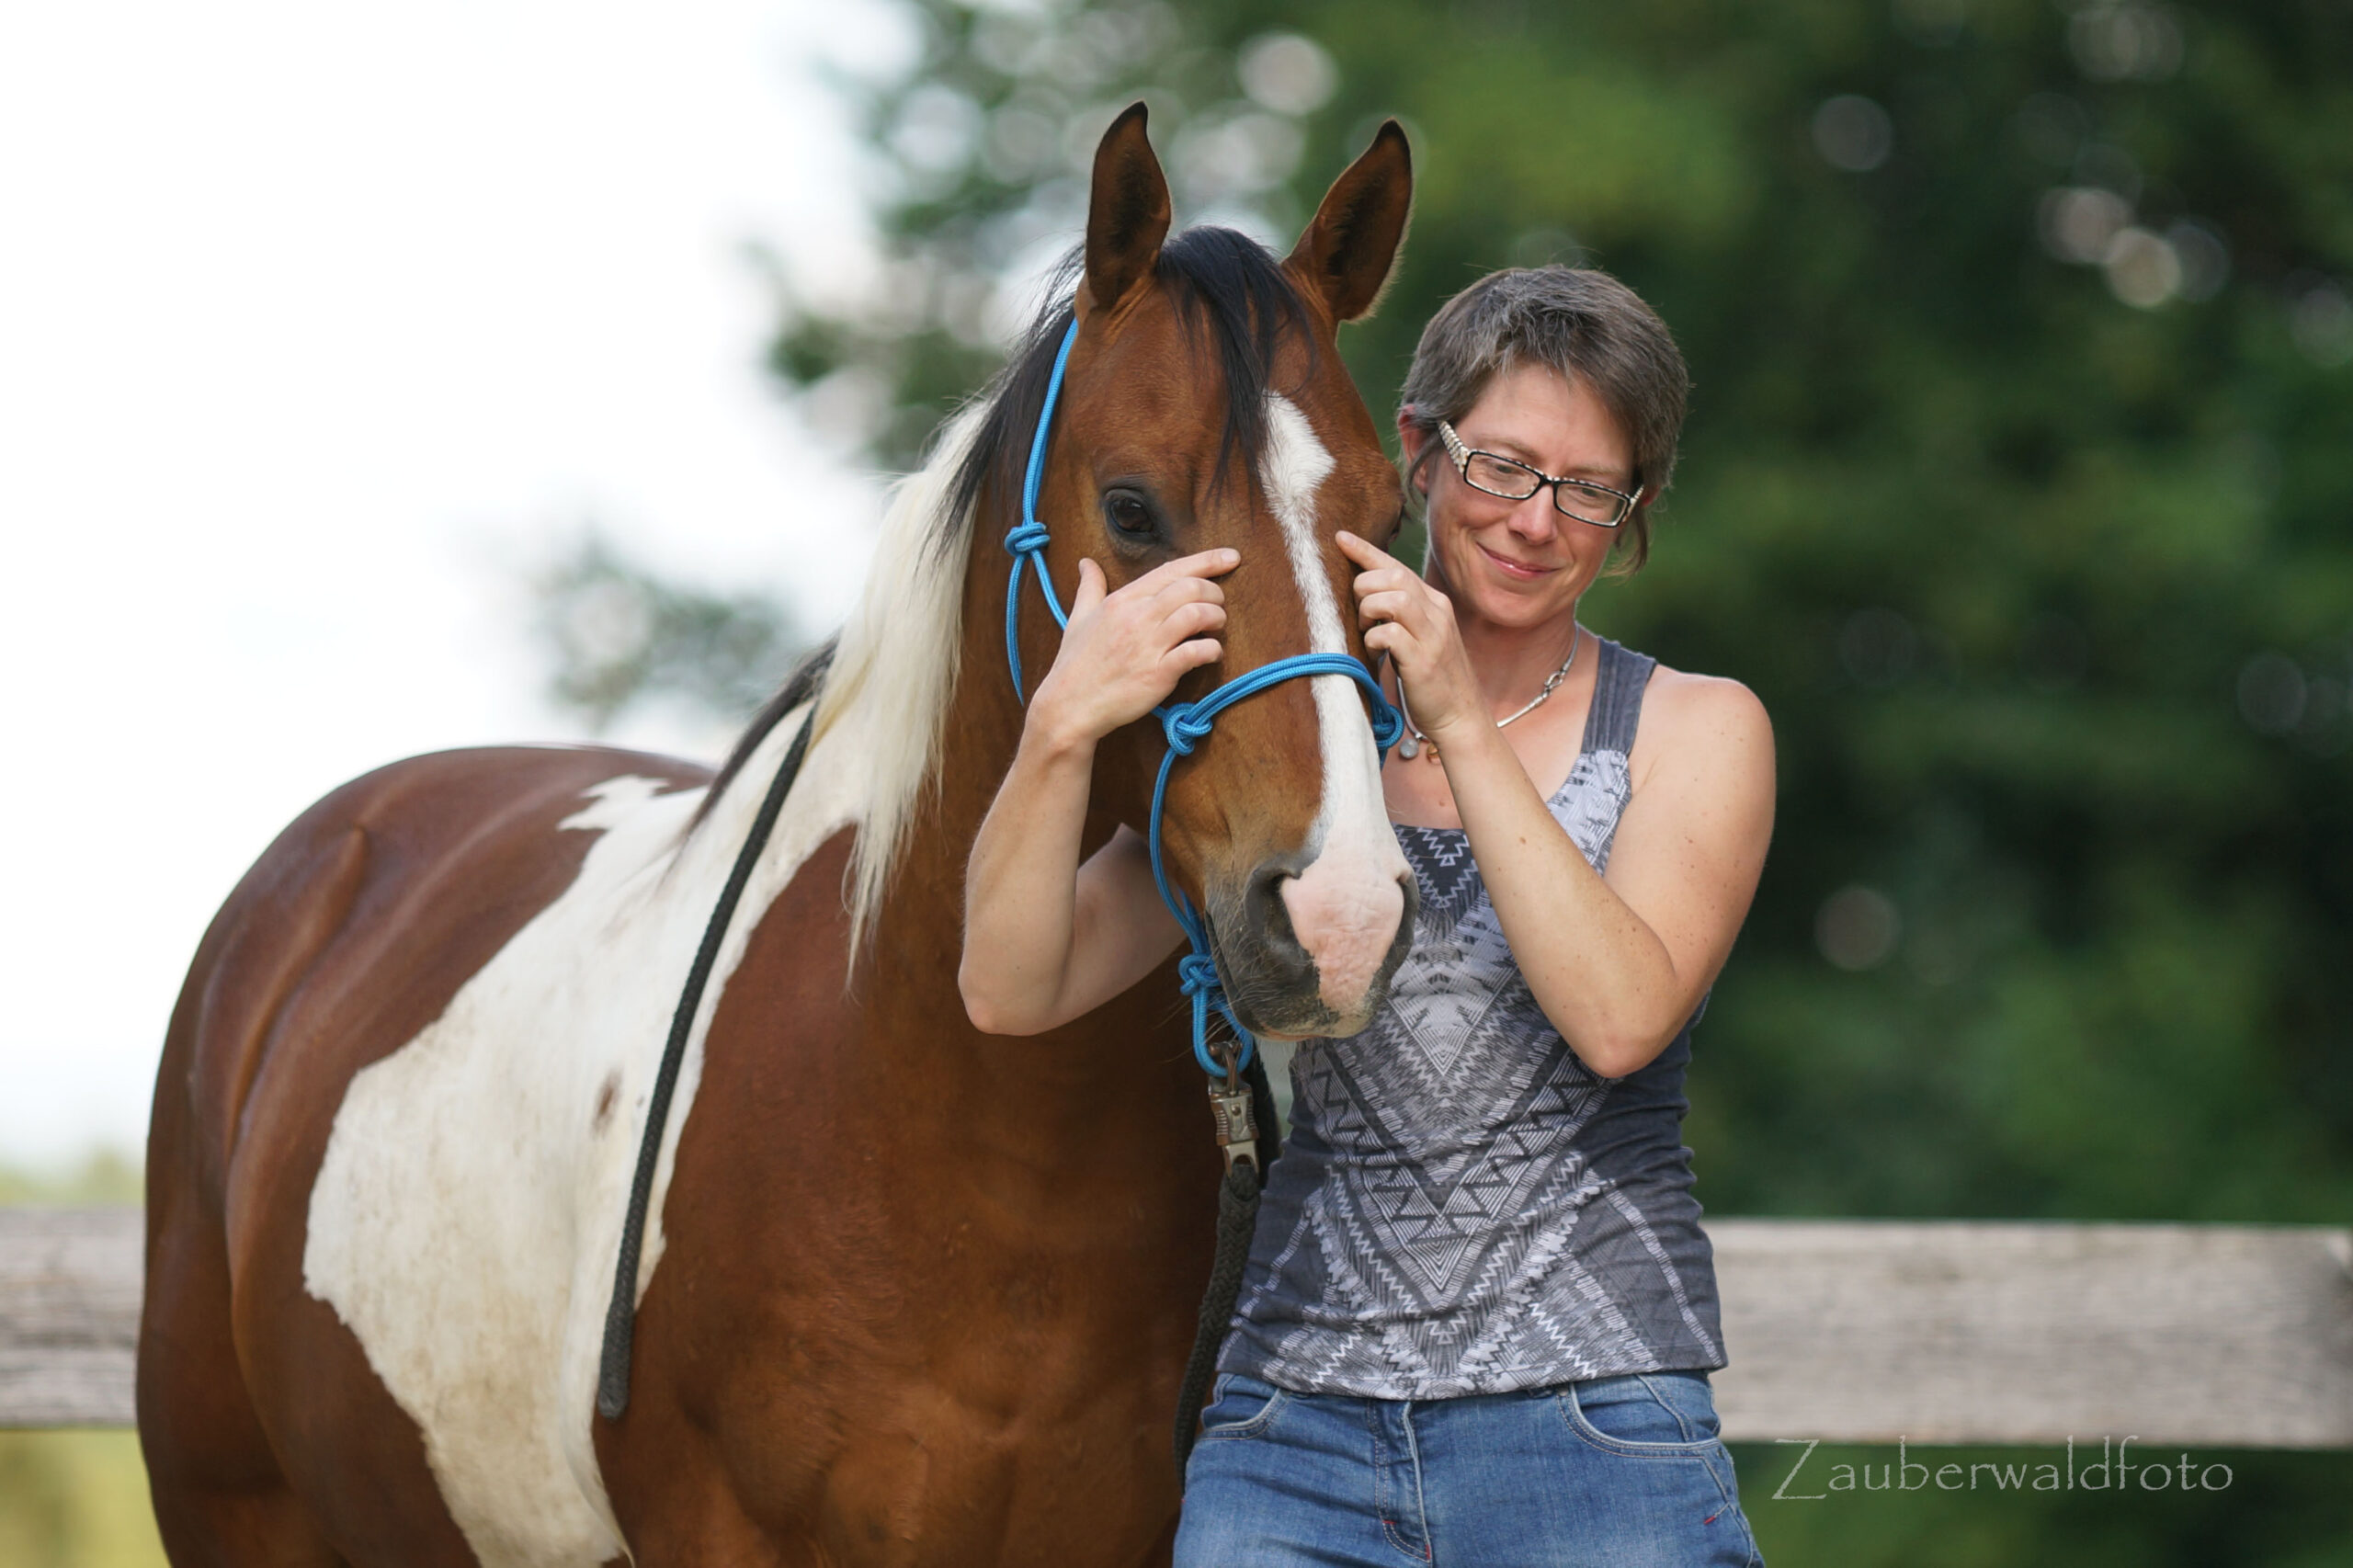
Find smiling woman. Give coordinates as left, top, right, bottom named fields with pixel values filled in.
left=1176, top=265, right=1779, bottom=1567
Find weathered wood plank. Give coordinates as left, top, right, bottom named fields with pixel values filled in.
left=8, top=1208, right=2352, bottom=1446
left=1710, top=1219, right=2353, bottom=1448
left=0, top=1206, right=142, bottom=1427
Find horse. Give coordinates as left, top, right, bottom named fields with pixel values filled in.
left=137, top=104, right=1415, bottom=1567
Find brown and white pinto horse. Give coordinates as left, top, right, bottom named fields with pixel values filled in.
left=138, top=107, right=1415, bottom=1567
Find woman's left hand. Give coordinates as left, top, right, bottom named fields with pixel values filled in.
left=1336, top=530, right=1483, bottom=743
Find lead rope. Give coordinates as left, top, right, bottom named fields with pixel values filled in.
left=597, top=710, right=816, bottom=1421
left=1170, top=1046, right=1283, bottom=1473
left=1003, top=317, right=1402, bottom=1478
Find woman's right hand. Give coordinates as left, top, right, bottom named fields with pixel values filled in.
left=1029, top=549, right=1237, bottom=746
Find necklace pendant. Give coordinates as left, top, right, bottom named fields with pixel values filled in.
left=1423, top=740, right=1440, bottom=764
left=1396, top=731, right=1419, bottom=760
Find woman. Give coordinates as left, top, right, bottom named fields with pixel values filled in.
left=962, top=265, right=1774, bottom=1565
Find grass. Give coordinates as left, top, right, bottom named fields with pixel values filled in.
left=0, top=1434, right=166, bottom=1568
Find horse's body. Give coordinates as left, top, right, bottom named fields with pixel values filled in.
left=139, top=108, right=1415, bottom=1567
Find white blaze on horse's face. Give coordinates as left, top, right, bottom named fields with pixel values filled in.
left=1259, top=393, right=1411, bottom=1021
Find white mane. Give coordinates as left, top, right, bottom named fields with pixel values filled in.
left=806, top=402, right=986, bottom=956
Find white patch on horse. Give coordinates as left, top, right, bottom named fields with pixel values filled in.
left=1259, top=393, right=1409, bottom=1012
left=304, top=708, right=861, bottom=1567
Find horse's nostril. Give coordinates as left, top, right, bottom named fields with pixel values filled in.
left=1247, top=866, right=1303, bottom=955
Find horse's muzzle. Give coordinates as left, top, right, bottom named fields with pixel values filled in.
left=1210, top=856, right=1416, bottom=1040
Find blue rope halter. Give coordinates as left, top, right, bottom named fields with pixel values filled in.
left=1003, top=318, right=1404, bottom=1077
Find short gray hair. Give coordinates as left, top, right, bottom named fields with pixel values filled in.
left=1399, top=265, right=1689, bottom=574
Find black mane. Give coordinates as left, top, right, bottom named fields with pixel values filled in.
left=699, top=225, right=1315, bottom=818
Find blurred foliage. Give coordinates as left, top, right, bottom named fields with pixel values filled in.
left=539, top=0, right=2353, bottom=1557
left=532, top=531, right=803, bottom=733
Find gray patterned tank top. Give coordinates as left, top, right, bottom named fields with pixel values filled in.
left=1219, top=635, right=1727, bottom=1400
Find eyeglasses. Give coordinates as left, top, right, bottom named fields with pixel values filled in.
left=1436, top=418, right=1643, bottom=528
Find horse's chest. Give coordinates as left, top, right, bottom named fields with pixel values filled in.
left=741, top=1372, right=1181, bottom=1565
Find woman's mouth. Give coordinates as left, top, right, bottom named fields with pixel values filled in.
left=1477, top=541, right=1554, bottom=582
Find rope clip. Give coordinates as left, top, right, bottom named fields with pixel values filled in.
left=1206, top=1042, right=1259, bottom=1175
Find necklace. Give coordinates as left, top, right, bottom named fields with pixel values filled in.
left=1394, top=626, right=1581, bottom=763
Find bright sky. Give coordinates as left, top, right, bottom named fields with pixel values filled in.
left=0, top=1, right=904, bottom=1166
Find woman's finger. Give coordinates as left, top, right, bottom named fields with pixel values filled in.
left=1357, top=589, right=1424, bottom=627
left=1334, top=529, right=1398, bottom=571
left=1166, top=637, right=1223, bottom=674
left=1069, top=557, right=1108, bottom=619
left=1349, top=569, right=1417, bottom=605
left=1159, top=600, right=1226, bottom=642
left=1129, top=548, right=1239, bottom=596
left=1149, top=574, right=1227, bottom=610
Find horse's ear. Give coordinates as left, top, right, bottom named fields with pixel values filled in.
left=1085, top=103, right=1171, bottom=316
left=1288, top=119, right=1414, bottom=324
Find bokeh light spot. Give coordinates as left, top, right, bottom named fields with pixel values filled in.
left=2039, top=187, right=2131, bottom=265
left=2236, top=653, right=2307, bottom=736
left=1238, top=33, right=1338, bottom=118
left=2103, top=226, right=2182, bottom=309
left=1813, top=95, right=1894, bottom=173
left=1818, top=887, right=1903, bottom=971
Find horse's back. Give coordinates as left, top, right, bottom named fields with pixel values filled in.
left=142, top=742, right=714, bottom=1568
left=165, top=744, right=709, bottom=1200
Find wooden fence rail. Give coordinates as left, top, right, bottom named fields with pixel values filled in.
left=2, top=1206, right=142, bottom=1427
left=6, top=1208, right=2348, bottom=1446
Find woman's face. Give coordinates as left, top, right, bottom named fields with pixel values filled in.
left=1404, top=362, right=1635, bottom=634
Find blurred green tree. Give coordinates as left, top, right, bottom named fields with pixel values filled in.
left=540, top=3, right=2353, bottom=1557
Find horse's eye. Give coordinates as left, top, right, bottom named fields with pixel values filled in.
left=1104, top=490, right=1154, bottom=537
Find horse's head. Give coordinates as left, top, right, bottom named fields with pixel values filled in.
left=1006, top=106, right=1417, bottom=1040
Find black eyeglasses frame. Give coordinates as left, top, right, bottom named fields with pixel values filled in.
left=1434, top=418, right=1643, bottom=528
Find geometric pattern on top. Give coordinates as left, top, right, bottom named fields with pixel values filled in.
left=1226, top=637, right=1722, bottom=1397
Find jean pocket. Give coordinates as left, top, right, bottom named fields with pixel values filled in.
left=1198, top=1373, right=1289, bottom=1441
left=1560, top=1371, right=1723, bottom=1455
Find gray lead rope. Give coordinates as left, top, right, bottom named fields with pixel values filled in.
left=597, top=709, right=816, bottom=1420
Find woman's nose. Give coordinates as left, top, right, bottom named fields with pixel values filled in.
left=1506, top=490, right=1560, bottom=542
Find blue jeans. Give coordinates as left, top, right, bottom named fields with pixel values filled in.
left=1175, top=1369, right=1761, bottom=1566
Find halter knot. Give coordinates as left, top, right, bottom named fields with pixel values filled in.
left=1176, top=951, right=1222, bottom=997
left=1161, top=702, right=1214, bottom=756
left=1369, top=697, right=1405, bottom=750
left=1004, top=520, right=1051, bottom=556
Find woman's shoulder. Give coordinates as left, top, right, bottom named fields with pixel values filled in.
left=1623, top=653, right=1774, bottom=785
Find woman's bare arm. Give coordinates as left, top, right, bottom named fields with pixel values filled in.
left=959, top=549, right=1236, bottom=1035
left=1434, top=672, right=1773, bottom=1075
left=1339, top=528, right=1775, bottom=1077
